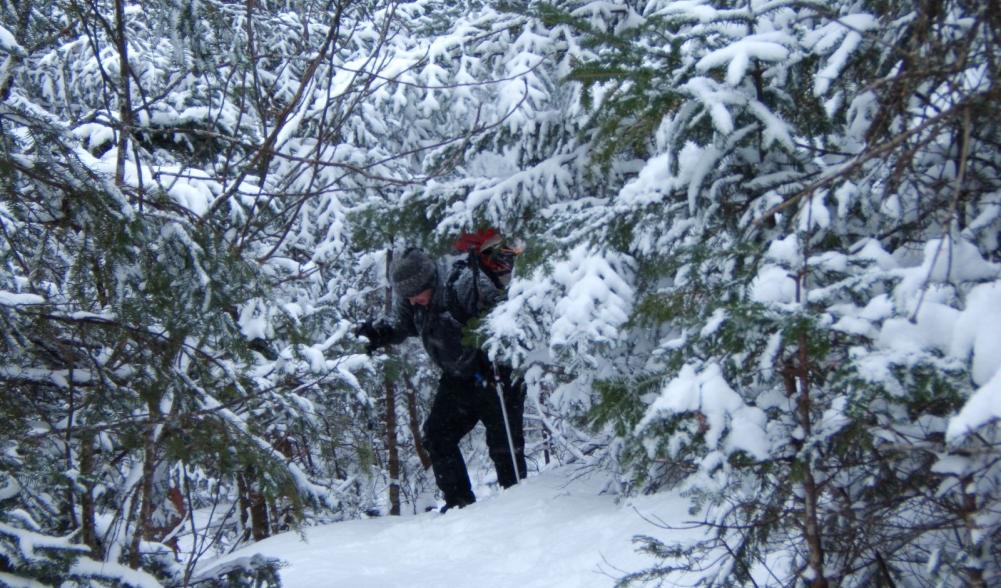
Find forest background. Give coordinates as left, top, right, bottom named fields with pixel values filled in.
left=1, top=0, right=999, bottom=586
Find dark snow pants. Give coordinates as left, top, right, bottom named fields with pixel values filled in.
left=422, top=363, right=528, bottom=509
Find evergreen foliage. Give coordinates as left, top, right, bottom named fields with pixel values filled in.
left=1, top=0, right=1000, bottom=585
left=0, top=0, right=445, bottom=583
left=519, top=0, right=1001, bottom=585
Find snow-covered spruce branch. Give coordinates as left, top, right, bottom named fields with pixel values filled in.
left=751, top=94, right=990, bottom=226
left=333, top=49, right=544, bottom=92
left=200, top=0, right=350, bottom=221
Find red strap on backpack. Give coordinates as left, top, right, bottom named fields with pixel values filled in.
left=453, top=228, right=520, bottom=277
left=453, top=228, right=499, bottom=253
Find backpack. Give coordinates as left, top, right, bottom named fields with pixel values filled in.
left=452, top=228, right=522, bottom=288
left=442, top=228, right=522, bottom=323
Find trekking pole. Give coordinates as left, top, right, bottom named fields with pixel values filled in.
left=470, top=245, right=521, bottom=484
left=492, top=367, right=521, bottom=485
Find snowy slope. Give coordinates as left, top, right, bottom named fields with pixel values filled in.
left=199, top=467, right=696, bottom=588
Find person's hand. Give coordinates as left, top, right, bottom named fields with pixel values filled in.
left=354, top=321, right=380, bottom=354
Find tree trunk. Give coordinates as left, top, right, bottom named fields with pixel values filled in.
left=129, top=414, right=158, bottom=568
left=238, top=470, right=271, bottom=541
left=961, top=476, right=987, bottom=588
left=794, top=274, right=828, bottom=587
left=385, top=380, right=401, bottom=516
left=113, top=0, right=133, bottom=188
left=405, top=384, right=432, bottom=471
left=64, top=378, right=78, bottom=530
left=79, top=432, right=101, bottom=558
left=542, top=422, right=552, bottom=466
left=383, top=248, right=401, bottom=516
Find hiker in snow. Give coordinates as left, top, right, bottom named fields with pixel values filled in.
left=355, top=239, right=527, bottom=512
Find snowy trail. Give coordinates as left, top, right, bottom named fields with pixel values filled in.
left=201, top=468, right=695, bottom=587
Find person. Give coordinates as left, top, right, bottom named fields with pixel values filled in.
left=355, top=247, right=527, bottom=512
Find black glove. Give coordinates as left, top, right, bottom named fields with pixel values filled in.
left=354, top=321, right=381, bottom=354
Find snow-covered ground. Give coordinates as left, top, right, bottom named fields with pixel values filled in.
left=198, top=467, right=697, bottom=587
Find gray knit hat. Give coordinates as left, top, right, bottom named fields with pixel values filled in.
left=391, top=248, right=436, bottom=298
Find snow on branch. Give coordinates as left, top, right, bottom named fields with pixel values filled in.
left=485, top=246, right=634, bottom=369
left=636, top=363, right=770, bottom=462
left=695, top=31, right=792, bottom=87
left=0, top=291, right=45, bottom=307
left=69, top=557, right=162, bottom=588
left=0, top=522, right=88, bottom=559
left=802, top=13, right=877, bottom=96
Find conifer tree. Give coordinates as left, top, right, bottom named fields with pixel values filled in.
left=0, top=0, right=470, bottom=582
left=514, top=0, right=1001, bottom=585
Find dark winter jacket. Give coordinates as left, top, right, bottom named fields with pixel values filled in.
left=368, top=256, right=503, bottom=378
